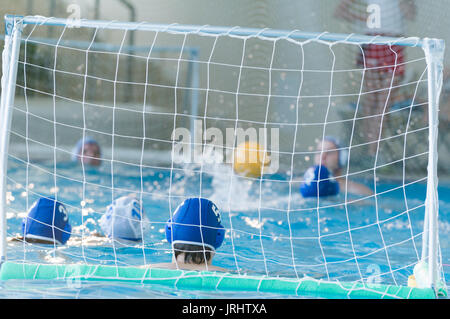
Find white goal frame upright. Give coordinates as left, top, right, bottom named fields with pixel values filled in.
left=0, top=15, right=446, bottom=298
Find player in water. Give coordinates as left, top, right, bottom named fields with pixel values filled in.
left=300, top=137, right=373, bottom=198
left=72, top=136, right=102, bottom=167
left=145, top=197, right=227, bottom=272
left=11, top=197, right=72, bottom=245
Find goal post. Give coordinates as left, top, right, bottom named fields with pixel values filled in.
left=0, top=15, right=23, bottom=263
left=0, top=14, right=447, bottom=298
left=422, top=37, right=445, bottom=294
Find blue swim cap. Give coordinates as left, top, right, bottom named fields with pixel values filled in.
left=71, top=136, right=100, bottom=162
left=165, top=198, right=225, bottom=251
left=99, top=196, right=145, bottom=242
left=21, top=197, right=72, bottom=245
left=300, top=165, right=340, bottom=198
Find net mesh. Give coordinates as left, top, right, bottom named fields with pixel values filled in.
left=1, top=16, right=445, bottom=293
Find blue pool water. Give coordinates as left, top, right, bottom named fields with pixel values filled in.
left=2, top=158, right=449, bottom=298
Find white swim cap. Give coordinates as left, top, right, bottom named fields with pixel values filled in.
left=99, top=196, right=145, bottom=241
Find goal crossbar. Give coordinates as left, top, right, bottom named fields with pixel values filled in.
left=6, top=14, right=425, bottom=47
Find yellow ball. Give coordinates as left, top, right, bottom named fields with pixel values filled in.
left=233, top=141, right=270, bottom=178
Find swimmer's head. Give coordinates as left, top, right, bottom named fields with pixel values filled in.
left=314, top=136, right=348, bottom=172
left=165, top=198, right=225, bottom=255
left=300, top=165, right=340, bottom=198
left=99, top=195, right=145, bottom=242
left=21, top=197, right=72, bottom=245
left=72, top=137, right=101, bottom=167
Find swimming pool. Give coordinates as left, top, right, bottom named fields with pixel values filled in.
left=2, top=156, right=449, bottom=298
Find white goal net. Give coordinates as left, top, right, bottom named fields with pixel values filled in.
left=0, top=15, right=446, bottom=297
